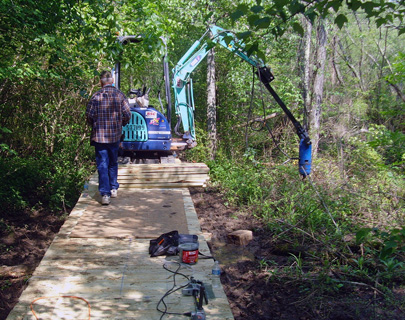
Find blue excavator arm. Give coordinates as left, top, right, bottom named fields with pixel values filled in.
left=172, top=25, right=312, bottom=175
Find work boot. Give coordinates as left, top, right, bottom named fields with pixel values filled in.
left=111, top=189, right=118, bottom=198
left=101, top=195, right=110, bottom=205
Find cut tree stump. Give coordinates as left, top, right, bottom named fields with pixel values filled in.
left=227, top=230, right=253, bottom=246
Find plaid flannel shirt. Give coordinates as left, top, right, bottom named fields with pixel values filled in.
left=86, top=85, right=131, bottom=144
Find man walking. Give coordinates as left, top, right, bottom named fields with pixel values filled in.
left=86, top=70, right=132, bottom=205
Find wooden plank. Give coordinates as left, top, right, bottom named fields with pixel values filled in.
left=87, top=162, right=210, bottom=188
left=119, top=162, right=208, bottom=168
left=118, top=172, right=209, bottom=178
left=6, top=189, right=234, bottom=320
left=119, top=182, right=208, bottom=188
left=118, top=171, right=209, bottom=177
left=118, top=168, right=209, bottom=175
left=117, top=174, right=209, bottom=180
left=90, top=181, right=210, bottom=188
left=118, top=176, right=209, bottom=183
left=118, top=163, right=209, bottom=174
left=90, top=164, right=209, bottom=189
left=70, top=189, right=190, bottom=238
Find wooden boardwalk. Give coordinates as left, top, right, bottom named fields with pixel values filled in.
left=6, top=164, right=233, bottom=320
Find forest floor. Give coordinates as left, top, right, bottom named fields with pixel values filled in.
left=1, top=187, right=404, bottom=320
left=0, top=210, right=64, bottom=320
left=190, top=187, right=404, bottom=320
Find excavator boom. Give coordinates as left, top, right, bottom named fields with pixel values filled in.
left=172, top=25, right=312, bottom=175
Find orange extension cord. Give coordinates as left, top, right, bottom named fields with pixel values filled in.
left=30, top=296, right=91, bottom=320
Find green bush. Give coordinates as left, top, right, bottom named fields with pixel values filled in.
left=184, top=127, right=212, bottom=163
left=355, top=227, right=405, bottom=283
left=0, top=156, right=49, bottom=213
left=366, top=124, right=405, bottom=168
left=208, top=142, right=404, bottom=286
left=0, top=149, right=93, bottom=216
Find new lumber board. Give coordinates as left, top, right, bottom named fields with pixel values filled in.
left=117, top=174, right=209, bottom=180
left=98, top=162, right=210, bottom=188
left=119, top=182, right=208, bottom=188
left=6, top=188, right=234, bottom=320
left=118, top=163, right=209, bottom=173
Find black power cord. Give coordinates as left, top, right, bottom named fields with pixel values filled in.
left=156, top=255, right=214, bottom=319
left=198, top=251, right=214, bottom=260
left=156, top=262, right=192, bottom=319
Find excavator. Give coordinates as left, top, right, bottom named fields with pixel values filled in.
left=115, top=25, right=312, bottom=175
left=113, top=35, right=174, bottom=163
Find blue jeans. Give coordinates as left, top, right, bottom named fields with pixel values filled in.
left=94, top=142, right=120, bottom=196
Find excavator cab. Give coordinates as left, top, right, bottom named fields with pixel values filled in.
left=114, top=36, right=175, bottom=163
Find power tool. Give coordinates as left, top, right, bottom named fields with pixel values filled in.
left=182, top=277, right=208, bottom=320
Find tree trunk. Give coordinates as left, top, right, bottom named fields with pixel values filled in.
left=310, top=18, right=328, bottom=157
left=330, top=35, right=344, bottom=87
left=207, top=47, right=217, bottom=160
left=299, top=15, right=313, bottom=118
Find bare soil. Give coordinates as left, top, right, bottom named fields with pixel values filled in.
left=190, top=187, right=405, bottom=320
left=0, top=210, right=64, bottom=319
left=0, top=187, right=403, bottom=320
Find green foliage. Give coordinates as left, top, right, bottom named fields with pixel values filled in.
left=356, top=227, right=405, bottom=261
left=366, top=124, right=405, bottom=167
left=334, top=13, right=348, bottom=29
left=0, top=151, right=93, bottom=215
left=0, top=0, right=135, bottom=217
left=183, top=127, right=212, bottom=163
left=229, top=0, right=405, bottom=41
left=345, top=124, right=405, bottom=177
left=355, top=227, right=405, bottom=281
left=386, top=51, right=405, bottom=84
left=379, top=228, right=405, bottom=261
left=209, top=133, right=404, bottom=287
left=210, top=155, right=337, bottom=231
